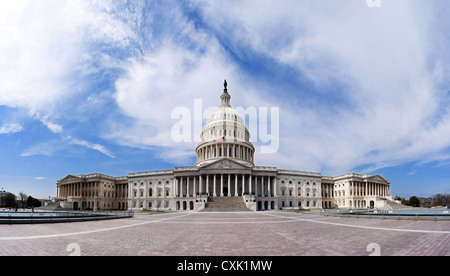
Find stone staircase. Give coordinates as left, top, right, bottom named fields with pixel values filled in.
left=383, top=198, right=410, bottom=210
left=202, top=196, right=251, bottom=212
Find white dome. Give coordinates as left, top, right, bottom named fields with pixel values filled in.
left=205, top=106, right=245, bottom=127
left=201, top=106, right=249, bottom=144
left=196, top=81, right=255, bottom=167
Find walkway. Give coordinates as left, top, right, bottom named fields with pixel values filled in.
left=0, top=211, right=448, bottom=256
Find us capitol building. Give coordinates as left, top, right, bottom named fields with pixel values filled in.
left=56, top=81, right=397, bottom=211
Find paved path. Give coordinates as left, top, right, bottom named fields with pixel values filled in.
left=0, top=211, right=448, bottom=256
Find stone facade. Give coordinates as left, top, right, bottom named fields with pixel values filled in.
left=325, top=174, right=393, bottom=209
left=56, top=81, right=394, bottom=211
left=56, top=174, right=128, bottom=210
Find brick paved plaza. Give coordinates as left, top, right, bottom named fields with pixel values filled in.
left=0, top=211, right=448, bottom=256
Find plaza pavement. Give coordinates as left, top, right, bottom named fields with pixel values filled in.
left=0, top=211, right=448, bottom=256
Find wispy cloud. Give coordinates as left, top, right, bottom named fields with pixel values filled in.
left=192, top=0, right=450, bottom=175
left=66, top=136, right=115, bottom=159
left=21, top=141, right=57, bottom=157
left=2, top=0, right=450, bottom=180
left=0, top=0, right=142, bottom=134
left=0, top=123, right=23, bottom=134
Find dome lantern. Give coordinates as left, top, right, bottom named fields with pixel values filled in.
left=220, top=79, right=231, bottom=107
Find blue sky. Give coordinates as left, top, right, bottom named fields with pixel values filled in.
left=1, top=0, right=449, bottom=199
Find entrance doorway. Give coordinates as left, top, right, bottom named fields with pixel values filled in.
left=223, top=187, right=228, bottom=196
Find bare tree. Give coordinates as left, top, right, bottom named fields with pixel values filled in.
left=18, top=192, right=27, bottom=208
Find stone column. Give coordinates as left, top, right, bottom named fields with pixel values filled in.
left=268, top=176, right=271, bottom=197
left=249, top=175, right=253, bottom=195
left=180, top=177, right=184, bottom=197
left=274, top=177, right=277, bottom=196
left=213, top=174, right=216, bottom=196
left=242, top=174, right=245, bottom=195
left=228, top=174, right=231, bottom=196
left=235, top=174, right=238, bottom=196
left=187, top=177, right=190, bottom=197
left=262, top=176, right=265, bottom=197
left=193, top=176, right=196, bottom=197
left=220, top=174, right=223, bottom=197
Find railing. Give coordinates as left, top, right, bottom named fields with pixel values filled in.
left=0, top=210, right=134, bottom=224
left=320, top=209, right=450, bottom=221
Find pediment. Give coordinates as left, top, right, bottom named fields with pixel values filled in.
left=199, top=158, right=253, bottom=171
left=367, top=175, right=389, bottom=183
left=59, top=175, right=81, bottom=183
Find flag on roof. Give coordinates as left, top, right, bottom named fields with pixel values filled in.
left=218, top=137, right=225, bottom=143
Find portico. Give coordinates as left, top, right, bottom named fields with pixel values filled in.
left=174, top=170, right=277, bottom=198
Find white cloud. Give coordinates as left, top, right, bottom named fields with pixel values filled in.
left=3, top=0, right=450, bottom=176
left=0, top=0, right=142, bottom=159
left=0, top=0, right=142, bottom=133
left=104, top=5, right=239, bottom=161
left=190, top=0, right=450, bottom=174
left=66, top=136, right=115, bottom=159
left=21, top=142, right=57, bottom=157
left=0, top=123, right=23, bottom=134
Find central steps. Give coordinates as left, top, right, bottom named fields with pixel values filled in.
left=201, top=196, right=251, bottom=212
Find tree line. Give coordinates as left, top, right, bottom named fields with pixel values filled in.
left=399, top=193, right=450, bottom=208
left=0, top=192, right=42, bottom=209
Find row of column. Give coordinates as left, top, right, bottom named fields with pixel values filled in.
left=197, top=143, right=253, bottom=163
left=350, top=181, right=389, bottom=197
left=174, top=174, right=277, bottom=197
left=322, top=183, right=334, bottom=198
left=58, top=182, right=97, bottom=198
left=58, top=182, right=128, bottom=199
